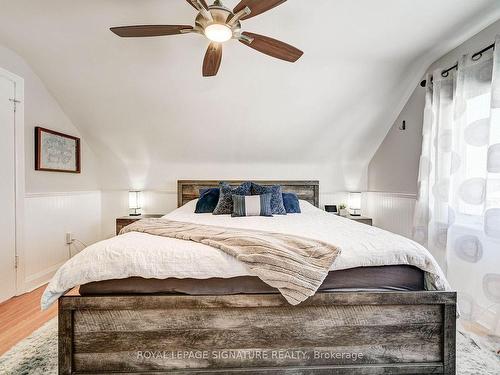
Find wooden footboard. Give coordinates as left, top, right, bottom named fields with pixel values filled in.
left=58, top=291, right=456, bottom=374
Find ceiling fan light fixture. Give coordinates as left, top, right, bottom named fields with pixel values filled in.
left=110, top=0, right=304, bottom=77
left=204, top=23, right=232, bottom=42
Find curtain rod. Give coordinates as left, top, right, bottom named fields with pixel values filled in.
left=420, top=42, right=495, bottom=87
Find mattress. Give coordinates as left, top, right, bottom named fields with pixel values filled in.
left=42, top=199, right=450, bottom=309
left=79, top=265, right=424, bottom=296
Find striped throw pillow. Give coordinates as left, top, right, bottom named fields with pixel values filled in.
left=232, top=194, right=273, bottom=217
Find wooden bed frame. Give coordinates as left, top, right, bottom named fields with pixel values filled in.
left=58, top=180, right=457, bottom=374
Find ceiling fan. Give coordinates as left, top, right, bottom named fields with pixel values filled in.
left=110, top=0, right=303, bottom=77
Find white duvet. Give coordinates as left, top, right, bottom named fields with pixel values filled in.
left=41, top=200, right=450, bottom=309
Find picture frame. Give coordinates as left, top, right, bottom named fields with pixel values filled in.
left=35, top=126, right=81, bottom=173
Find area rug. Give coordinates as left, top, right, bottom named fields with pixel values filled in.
left=0, top=318, right=498, bottom=374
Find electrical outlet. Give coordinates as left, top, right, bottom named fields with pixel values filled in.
left=65, top=232, right=73, bottom=245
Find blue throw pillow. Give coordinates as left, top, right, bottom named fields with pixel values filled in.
left=282, top=192, right=301, bottom=213
left=195, top=188, right=220, bottom=213
left=232, top=194, right=273, bottom=217
left=213, top=181, right=252, bottom=215
left=251, top=183, right=286, bottom=215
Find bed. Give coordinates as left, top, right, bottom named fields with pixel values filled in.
left=50, top=180, right=456, bottom=374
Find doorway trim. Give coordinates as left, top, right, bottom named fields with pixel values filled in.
left=0, top=66, right=25, bottom=296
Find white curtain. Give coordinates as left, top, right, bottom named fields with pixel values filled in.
left=414, top=36, right=500, bottom=334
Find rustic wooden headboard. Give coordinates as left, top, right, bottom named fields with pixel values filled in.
left=177, top=180, right=319, bottom=208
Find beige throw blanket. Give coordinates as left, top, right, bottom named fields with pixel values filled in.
left=120, top=219, right=341, bottom=305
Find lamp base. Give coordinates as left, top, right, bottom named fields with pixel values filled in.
left=129, top=213, right=141, bottom=217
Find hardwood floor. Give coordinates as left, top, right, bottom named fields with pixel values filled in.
left=0, top=285, right=57, bottom=356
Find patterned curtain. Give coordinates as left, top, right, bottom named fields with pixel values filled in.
left=414, top=36, right=500, bottom=334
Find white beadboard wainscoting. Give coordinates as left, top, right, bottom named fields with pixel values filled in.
left=363, top=192, right=417, bottom=239
left=19, top=191, right=101, bottom=294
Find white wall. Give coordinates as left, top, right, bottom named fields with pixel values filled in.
left=369, top=19, right=500, bottom=196
left=367, top=88, right=424, bottom=195
left=22, top=191, right=101, bottom=292
left=2, top=1, right=498, bottom=238
left=426, top=19, right=500, bottom=78
left=366, top=19, right=500, bottom=238
left=0, top=45, right=100, bottom=193
left=1, top=2, right=498, bottom=246
left=2, top=9, right=498, bottom=294
left=0, top=45, right=102, bottom=293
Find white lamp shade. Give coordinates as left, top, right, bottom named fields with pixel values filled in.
left=348, top=192, right=361, bottom=210
left=129, top=191, right=142, bottom=209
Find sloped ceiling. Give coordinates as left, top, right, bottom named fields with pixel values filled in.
left=0, top=0, right=499, bottom=190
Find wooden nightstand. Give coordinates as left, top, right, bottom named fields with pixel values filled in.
left=116, top=214, right=164, bottom=235
left=345, top=215, right=372, bottom=226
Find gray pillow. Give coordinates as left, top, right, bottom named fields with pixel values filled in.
left=232, top=194, right=273, bottom=217
left=212, top=181, right=252, bottom=215
left=251, top=183, right=286, bottom=215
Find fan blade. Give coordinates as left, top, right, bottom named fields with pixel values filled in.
left=203, top=42, right=223, bottom=77
left=110, top=25, right=193, bottom=38
left=233, top=0, right=286, bottom=20
left=239, top=32, right=303, bottom=62
left=186, top=0, right=208, bottom=11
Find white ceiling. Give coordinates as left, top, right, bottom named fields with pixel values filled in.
left=1, top=0, right=499, bottom=189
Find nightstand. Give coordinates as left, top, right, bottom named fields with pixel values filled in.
left=116, top=214, right=164, bottom=235
left=345, top=215, right=372, bottom=226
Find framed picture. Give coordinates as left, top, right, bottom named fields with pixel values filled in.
left=35, top=127, right=81, bottom=173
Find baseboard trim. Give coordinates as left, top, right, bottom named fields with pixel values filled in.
left=17, top=260, right=65, bottom=296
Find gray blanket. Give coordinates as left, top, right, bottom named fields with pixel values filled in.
left=120, top=219, right=341, bottom=305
